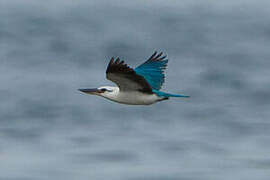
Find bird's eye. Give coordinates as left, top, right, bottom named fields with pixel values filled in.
left=100, top=88, right=107, bottom=92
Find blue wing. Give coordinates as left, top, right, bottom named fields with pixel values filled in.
left=134, top=51, right=168, bottom=90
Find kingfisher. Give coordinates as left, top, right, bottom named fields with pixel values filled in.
left=79, top=51, right=189, bottom=105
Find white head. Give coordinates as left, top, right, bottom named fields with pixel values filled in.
left=79, top=86, right=119, bottom=100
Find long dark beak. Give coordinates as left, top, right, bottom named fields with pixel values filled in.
left=78, top=88, right=100, bottom=95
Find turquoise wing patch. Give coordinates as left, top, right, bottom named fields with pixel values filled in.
left=134, top=51, right=168, bottom=90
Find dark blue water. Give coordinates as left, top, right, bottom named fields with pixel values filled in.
left=1, top=1, right=270, bottom=179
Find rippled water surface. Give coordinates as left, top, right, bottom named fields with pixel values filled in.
left=1, top=0, right=270, bottom=179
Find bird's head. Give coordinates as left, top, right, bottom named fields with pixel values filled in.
left=79, top=86, right=118, bottom=98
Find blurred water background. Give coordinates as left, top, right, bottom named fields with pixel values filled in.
left=1, top=0, right=270, bottom=179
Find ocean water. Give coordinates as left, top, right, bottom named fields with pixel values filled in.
left=1, top=0, right=270, bottom=179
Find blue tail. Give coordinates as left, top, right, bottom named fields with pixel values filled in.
left=153, top=90, right=190, bottom=98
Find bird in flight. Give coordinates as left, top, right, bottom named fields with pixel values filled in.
left=79, top=51, right=189, bottom=105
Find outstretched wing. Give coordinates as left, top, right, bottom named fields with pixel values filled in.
left=106, top=57, right=152, bottom=93
left=134, top=51, right=168, bottom=90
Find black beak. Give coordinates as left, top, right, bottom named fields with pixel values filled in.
left=78, top=88, right=100, bottom=94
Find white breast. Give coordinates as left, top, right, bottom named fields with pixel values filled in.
left=107, top=91, right=160, bottom=105
left=118, top=91, right=162, bottom=105
left=99, top=86, right=165, bottom=105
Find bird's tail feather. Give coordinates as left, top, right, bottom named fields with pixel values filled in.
left=153, top=90, right=190, bottom=98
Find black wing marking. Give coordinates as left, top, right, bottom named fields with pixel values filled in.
left=146, top=51, right=167, bottom=62
left=106, top=57, right=153, bottom=93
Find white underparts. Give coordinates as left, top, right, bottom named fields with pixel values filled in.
left=98, top=86, right=165, bottom=105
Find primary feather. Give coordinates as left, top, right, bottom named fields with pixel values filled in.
left=134, top=51, right=168, bottom=90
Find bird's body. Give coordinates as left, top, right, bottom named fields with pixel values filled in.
left=94, top=86, right=166, bottom=105
left=79, top=51, right=189, bottom=105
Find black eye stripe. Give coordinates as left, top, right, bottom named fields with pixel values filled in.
left=100, top=88, right=113, bottom=92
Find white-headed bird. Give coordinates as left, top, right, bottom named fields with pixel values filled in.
left=79, top=51, right=189, bottom=105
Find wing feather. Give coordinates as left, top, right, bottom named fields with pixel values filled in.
left=106, top=57, right=152, bottom=93
left=134, top=51, right=168, bottom=90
